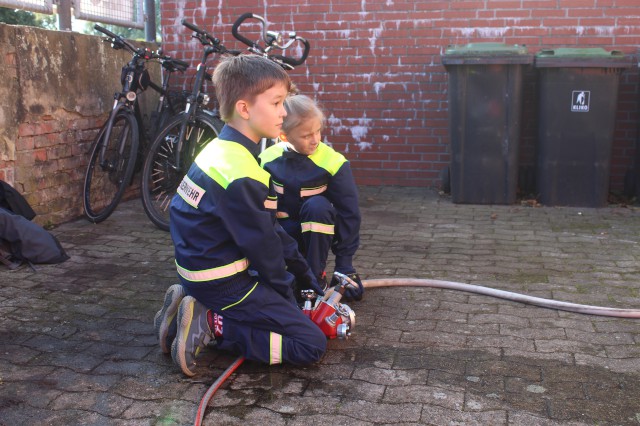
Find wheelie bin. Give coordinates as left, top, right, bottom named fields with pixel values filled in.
left=442, top=43, right=532, bottom=204
left=534, top=48, right=633, bottom=207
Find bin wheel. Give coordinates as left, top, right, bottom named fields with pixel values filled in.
left=440, top=166, right=451, bottom=194
left=623, top=169, right=636, bottom=197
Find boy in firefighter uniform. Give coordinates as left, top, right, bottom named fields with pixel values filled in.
left=259, top=95, right=364, bottom=301
left=155, top=55, right=326, bottom=377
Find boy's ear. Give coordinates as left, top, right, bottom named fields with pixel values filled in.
left=235, top=100, right=250, bottom=120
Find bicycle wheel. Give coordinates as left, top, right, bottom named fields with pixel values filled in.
left=141, top=112, right=223, bottom=231
left=83, top=109, right=139, bottom=223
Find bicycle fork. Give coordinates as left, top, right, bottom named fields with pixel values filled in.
left=99, top=101, right=131, bottom=178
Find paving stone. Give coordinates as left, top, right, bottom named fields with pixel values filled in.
left=0, top=187, right=638, bottom=425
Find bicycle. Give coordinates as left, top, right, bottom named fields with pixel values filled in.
left=232, top=12, right=311, bottom=150
left=140, top=14, right=310, bottom=231
left=83, top=24, right=189, bottom=223
left=140, top=20, right=236, bottom=231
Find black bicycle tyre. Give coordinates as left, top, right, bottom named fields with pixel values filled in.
left=83, top=109, right=139, bottom=223
left=141, top=112, right=224, bottom=231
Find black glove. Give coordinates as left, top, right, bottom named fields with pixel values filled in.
left=294, top=269, right=325, bottom=298
left=330, top=271, right=364, bottom=301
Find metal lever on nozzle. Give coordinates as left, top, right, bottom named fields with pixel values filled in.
left=332, top=271, right=359, bottom=291
left=300, top=289, right=316, bottom=312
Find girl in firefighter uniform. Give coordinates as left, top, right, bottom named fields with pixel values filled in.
left=259, top=94, right=364, bottom=300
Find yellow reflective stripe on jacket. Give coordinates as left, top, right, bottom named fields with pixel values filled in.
left=276, top=211, right=289, bottom=219
left=273, top=183, right=284, bottom=194
left=258, top=143, right=286, bottom=165
left=269, top=332, right=283, bottom=364
left=195, top=139, right=270, bottom=189
left=176, top=258, right=249, bottom=282
left=301, top=221, right=335, bottom=235
left=300, top=185, right=327, bottom=197
left=308, top=142, right=347, bottom=176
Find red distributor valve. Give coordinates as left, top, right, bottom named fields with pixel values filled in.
left=301, top=272, right=357, bottom=339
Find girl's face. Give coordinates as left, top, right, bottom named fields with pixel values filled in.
left=284, top=116, right=323, bottom=156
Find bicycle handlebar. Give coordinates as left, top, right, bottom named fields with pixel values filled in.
left=231, top=12, right=257, bottom=49
left=271, top=36, right=310, bottom=67
left=95, top=24, right=140, bottom=55
left=94, top=24, right=119, bottom=40
left=95, top=24, right=189, bottom=74
left=181, top=19, right=221, bottom=47
left=230, top=13, right=310, bottom=68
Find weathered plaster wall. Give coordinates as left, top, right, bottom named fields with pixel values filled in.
left=0, top=23, right=159, bottom=226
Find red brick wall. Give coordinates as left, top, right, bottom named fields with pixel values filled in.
left=160, top=1, right=640, bottom=195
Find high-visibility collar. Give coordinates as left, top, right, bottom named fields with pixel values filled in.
left=176, top=258, right=249, bottom=282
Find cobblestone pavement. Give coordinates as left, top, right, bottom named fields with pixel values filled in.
left=1, top=186, right=640, bottom=426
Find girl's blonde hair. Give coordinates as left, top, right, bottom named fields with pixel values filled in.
left=282, top=95, right=325, bottom=134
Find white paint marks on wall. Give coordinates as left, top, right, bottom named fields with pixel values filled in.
left=373, top=82, right=386, bottom=96
left=456, top=27, right=508, bottom=38
left=369, top=24, right=384, bottom=55
left=351, top=113, right=372, bottom=150
left=327, top=113, right=372, bottom=151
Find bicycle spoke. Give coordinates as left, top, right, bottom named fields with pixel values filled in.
left=142, top=113, right=223, bottom=231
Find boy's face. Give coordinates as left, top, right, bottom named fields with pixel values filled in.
left=284, top=116, right=322, bottom=156
left=244, top=82, right=289, bottom=142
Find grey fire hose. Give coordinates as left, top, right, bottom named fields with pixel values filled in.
left=194, top=276, right=640, bottom=424
left=362, top=278, right=640, bottom=318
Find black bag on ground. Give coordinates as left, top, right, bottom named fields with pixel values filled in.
left=0, top=207, right=69, bottom=268
left=0, top=180, right=36, bottom=220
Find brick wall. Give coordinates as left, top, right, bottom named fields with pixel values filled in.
left=0, top=24, right=159, bottom=226
left=160, top=0, right=640, bottom=196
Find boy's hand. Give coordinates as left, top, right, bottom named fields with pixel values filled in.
left=295, top=270, right=325, bottom=297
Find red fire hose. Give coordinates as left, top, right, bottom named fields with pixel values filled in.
left=194, top=356, right=245, bottom=426
left=194, top=277, right=640, bottom=424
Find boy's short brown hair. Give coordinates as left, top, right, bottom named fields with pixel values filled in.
left=213, top=54, right=292, bottom=122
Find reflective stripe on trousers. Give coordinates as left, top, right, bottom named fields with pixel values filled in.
left=269, top=332, right=283, bottom=364
left=301, top=221, right=334, bottom=235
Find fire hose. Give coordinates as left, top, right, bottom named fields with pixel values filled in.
left=194, top=276, right=640, bottom=425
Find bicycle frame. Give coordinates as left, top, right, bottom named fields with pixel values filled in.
left=94, top=24, right=188, bottom=173
left=171, top=20, right=237, bottom=171
left=96, top=57, right=142, bottom=174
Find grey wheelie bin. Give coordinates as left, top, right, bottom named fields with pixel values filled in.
left=535, top=48, right=633, bottom=207
left=442, top=43, right=532, bottom=204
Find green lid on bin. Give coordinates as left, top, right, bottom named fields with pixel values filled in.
left=442, top=42, right=532, bottom=66
left=535, top=47, right=633, bottom=68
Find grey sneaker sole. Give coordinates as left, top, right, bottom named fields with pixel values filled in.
left=171, top=296, right=197, bottom=377
left=154, top=284, right=185, bottom=354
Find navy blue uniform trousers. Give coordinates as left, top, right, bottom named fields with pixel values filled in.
left=184, top=277, right=327, bottom=366
left=279, top=196, right=336, bottom=279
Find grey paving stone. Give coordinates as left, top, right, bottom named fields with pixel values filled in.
left=0, top=187, right=638, bottom=425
